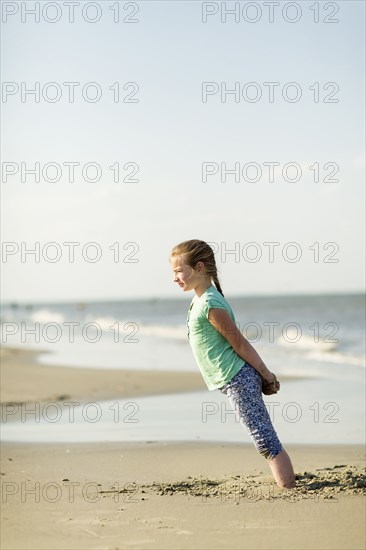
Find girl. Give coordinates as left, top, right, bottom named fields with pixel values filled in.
left=170, top=239, right=296, bottom=489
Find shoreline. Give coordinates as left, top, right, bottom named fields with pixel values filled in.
left=0, top=345, right=206, bottom=405
left=0, top=344, right=304, bottom=406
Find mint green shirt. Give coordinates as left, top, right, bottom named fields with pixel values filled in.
left=186, top=284, right=245, bottom=390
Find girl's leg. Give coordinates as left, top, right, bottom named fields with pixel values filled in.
left=219, top=362, right=296, bottom=489
left=267, top=448, right=296, bottom=489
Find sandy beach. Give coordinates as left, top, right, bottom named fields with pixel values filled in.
left=1, top=345, right=365, bottom=550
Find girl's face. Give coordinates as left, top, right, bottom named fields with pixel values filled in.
left=170, top=255, right=200, bottom=291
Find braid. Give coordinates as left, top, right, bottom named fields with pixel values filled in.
left=213, top=273, right=224, bottom=297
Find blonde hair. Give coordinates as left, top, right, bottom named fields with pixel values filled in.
left=170, top=239, right=224, bottom=296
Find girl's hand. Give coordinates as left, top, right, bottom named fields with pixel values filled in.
left=262, top=373, right=280, bottom=395
left=263, top=371, right=277, bottom=384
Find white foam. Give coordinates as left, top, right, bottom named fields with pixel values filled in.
left=306, top=350, right=366, bottom=368
left=30, top=308, right=65, bottom=325
left=276, top=329, right=338, bottom=352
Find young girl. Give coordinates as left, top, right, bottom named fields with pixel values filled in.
left=170, top=239, right=296, bottom=489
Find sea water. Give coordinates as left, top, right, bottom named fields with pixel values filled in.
left=1, top=293, right=365, bottom=444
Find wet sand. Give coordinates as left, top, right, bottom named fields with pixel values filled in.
left=0, top=346, right=206, bottom=405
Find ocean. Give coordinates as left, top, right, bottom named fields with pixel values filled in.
left=1, top=293, right=365, bottom=445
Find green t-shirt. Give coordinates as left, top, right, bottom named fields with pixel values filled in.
left=186, top=284, right=245, bottom=391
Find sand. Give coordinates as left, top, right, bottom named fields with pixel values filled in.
left=1, top=345, right=365, bottom=550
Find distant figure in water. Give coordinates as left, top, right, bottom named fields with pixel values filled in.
left=169, top=239, right=296, bottom=489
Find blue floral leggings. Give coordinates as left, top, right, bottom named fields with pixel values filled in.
left=219, top=361, right=283, bottom=461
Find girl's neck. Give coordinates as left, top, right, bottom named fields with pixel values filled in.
left=194, top=282, right=213, bottom=298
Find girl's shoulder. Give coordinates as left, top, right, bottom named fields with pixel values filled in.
left=206, top=285, right=228, bottom=304
left=203, top=286, right=233, bottom=316
left=206, top=286, right=237, bottom=321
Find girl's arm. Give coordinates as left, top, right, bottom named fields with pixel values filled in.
left=208, top=308, right=276, bottom=384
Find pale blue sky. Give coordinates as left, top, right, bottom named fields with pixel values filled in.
left=1, top=0, right=365, bottom=301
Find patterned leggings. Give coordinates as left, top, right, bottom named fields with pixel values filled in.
left=219, top=361, right=283, bottom=460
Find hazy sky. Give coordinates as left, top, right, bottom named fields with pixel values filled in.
left=1, top=0, right=365, bottom=302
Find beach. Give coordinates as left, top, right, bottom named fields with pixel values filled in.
left=1, top=345, right=365, bottom=550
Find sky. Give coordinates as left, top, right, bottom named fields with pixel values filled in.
left=1, top=0, right=365, bottom=302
